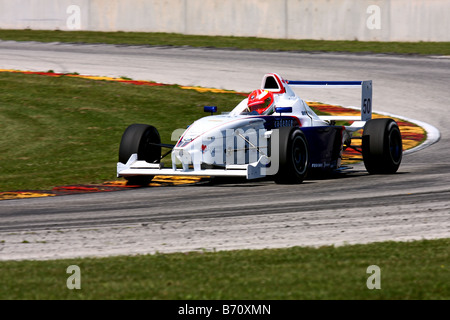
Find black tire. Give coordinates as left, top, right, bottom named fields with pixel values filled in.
left=362, top=118, right=403, bottom=174
left=274, top=127, right=309, bottom=184
left=119, top=124, right=161, bottom=185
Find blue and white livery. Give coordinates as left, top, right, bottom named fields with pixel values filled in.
left=117, top=73, right=402, bottom=184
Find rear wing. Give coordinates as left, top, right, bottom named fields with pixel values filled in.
left=286, top=80, right=373, bottom=122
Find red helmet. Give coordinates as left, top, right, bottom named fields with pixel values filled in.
left=247, top=89, right=274, bottom=114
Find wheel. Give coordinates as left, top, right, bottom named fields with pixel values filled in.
left=362, top=118, right=402, bottom=174
left=119, top=124, right=161, bottom=185
left=274, top=127, right=309, bottom=184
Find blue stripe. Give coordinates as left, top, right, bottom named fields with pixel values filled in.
left=287, top=80, right=363, bottom=86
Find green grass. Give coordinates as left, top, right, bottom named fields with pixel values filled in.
left=0, top=239, right=448, bottom=299
left=0, top=72, right=244, bottom=192
left=1, top=29, right=449, bottom=55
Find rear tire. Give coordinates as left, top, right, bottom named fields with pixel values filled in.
left=119, top=124, right=161, bottom=185
left=362, top=118, right=402, bottom=174
left=274, top=127, right=309, bottom=184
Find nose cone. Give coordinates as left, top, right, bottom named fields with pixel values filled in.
left=179, top=115, right=230, bottom=143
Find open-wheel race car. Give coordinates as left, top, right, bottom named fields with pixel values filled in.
left=117, top=73, right=403, bottom=184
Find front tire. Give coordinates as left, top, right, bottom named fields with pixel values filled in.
left=362, top=118, right=402, bottom=174
left=119, top=124, right=161, bottom=185
left=274, top=127, right=309, bottom=184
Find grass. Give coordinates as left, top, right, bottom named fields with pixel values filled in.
left=1, top=29, right=449, bottom=55
left=0, top=239, right=448, bottom=300
left=0, top=72, right=245, bottom=191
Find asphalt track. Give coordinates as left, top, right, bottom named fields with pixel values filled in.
left=0, top=41, right=449, bottom=260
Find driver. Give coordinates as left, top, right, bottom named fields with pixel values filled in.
left=246, top=89, right=275, bottom=115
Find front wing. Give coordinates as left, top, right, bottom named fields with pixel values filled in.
left=117, top=154, right=268, bottom=180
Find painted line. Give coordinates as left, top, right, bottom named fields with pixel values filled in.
left=307, top=102, right=430, bottom=160
left=0, top=176, right=205, bottom=200
left=0, top=192, right=56, bottom=200
left=0, top=69, right=245, bottom=95
left=342, top=105, right=440, bottom=155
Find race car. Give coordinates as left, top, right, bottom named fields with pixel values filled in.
left=117, top=73, right=403, bottom=184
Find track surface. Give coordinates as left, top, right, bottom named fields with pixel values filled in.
left=0, top=41, right=449, bottom=260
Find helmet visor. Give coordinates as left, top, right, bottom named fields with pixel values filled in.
left=249, top=97, right=272, bottom=112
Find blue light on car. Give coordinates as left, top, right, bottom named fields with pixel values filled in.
left=204, top=106, right=218, bottom=114
left=275, top=107, right=292, bottom=114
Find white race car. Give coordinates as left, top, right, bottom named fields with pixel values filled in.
left=117, top=73, right=402, bottom=184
